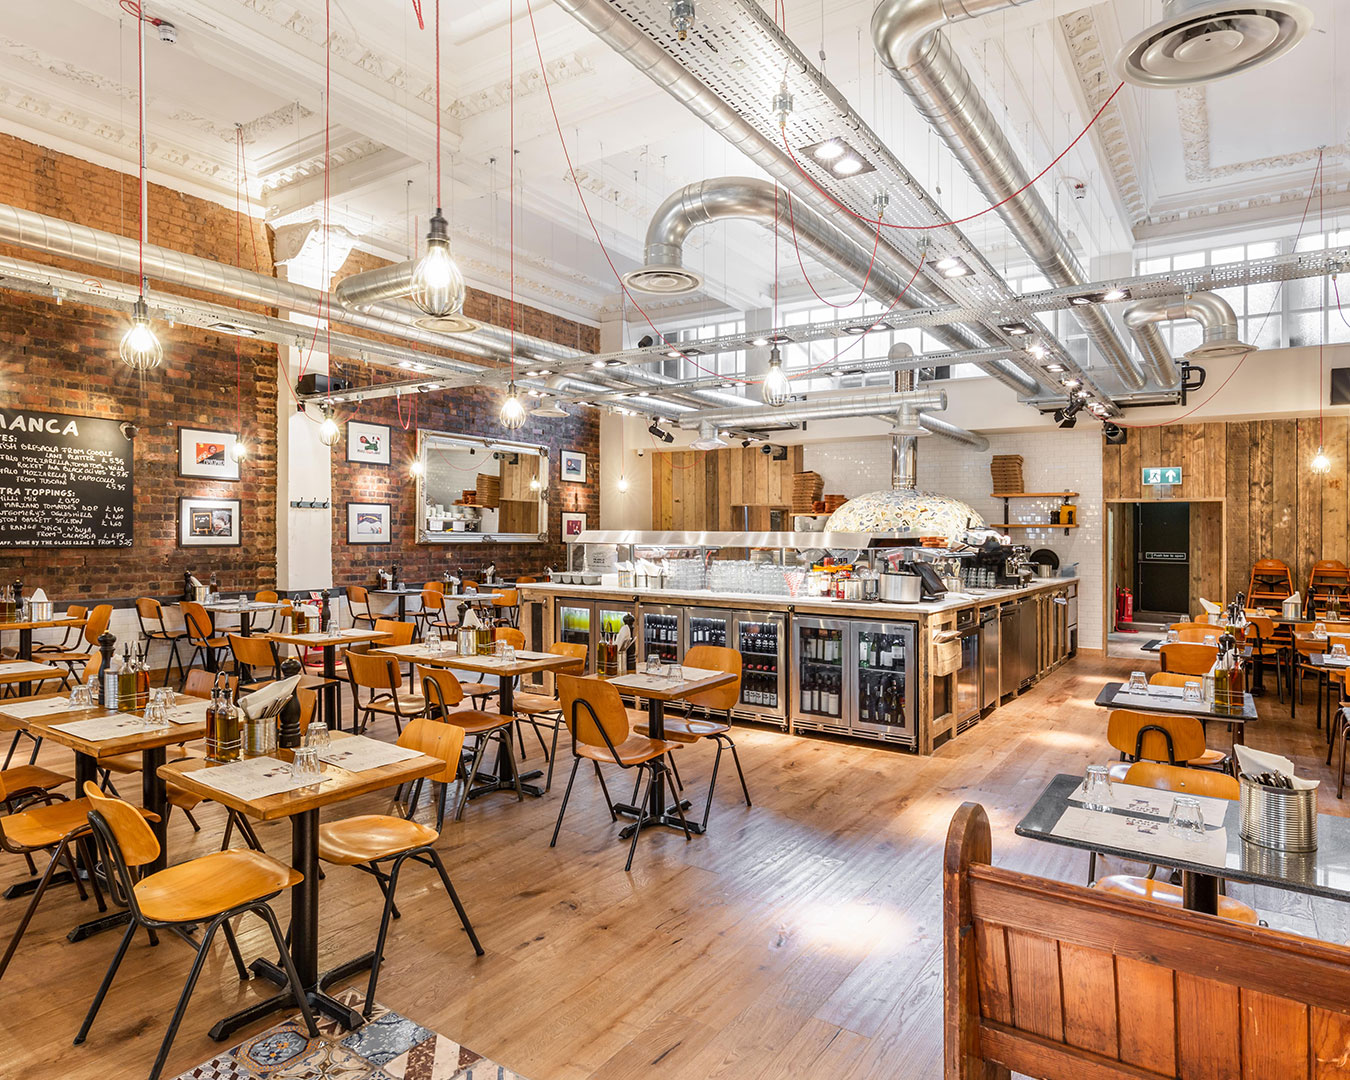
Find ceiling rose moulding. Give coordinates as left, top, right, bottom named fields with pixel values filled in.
left=1058, top=9, right=1147, bottom=226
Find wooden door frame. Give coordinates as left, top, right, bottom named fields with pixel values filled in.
left=1100, top=497, right=1226, bottom=651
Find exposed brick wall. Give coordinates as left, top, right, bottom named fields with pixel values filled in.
left=0, top=133, right=280, bottom=599
left=329, top=248, right=600, bottom=585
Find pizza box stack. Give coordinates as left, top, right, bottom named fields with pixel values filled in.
left=792, top=472, right=824, bottom=514
left=990, top=455, right=1024, bottom=495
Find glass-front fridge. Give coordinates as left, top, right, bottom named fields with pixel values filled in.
left=733, top=612, right=787, bottom=728
left=791, top=617, right=849, bottom=732
left=850, top=620, right=919, bottom=747
left=685, top=608, right=733, bottom=650
left=555, top=598, right=638, bottom=674
left=640, top=604, right=683, bottom=665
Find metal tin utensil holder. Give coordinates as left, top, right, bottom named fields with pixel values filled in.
left=1239, top=777, right=1317, bottom=852
left=29, top=600, right=52, bottom=621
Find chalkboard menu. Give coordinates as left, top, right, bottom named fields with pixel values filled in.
left=0, top=409, right=134, bottom=548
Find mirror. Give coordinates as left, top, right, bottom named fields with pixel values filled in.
left=415, top=430, right=548, bottom=544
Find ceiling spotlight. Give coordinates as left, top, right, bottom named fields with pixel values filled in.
left=812, top=140, right=845, bottom=162
left=939, top=258, right=972, bottom=278
left=1028, top=345, right=1048, bottom=361
left=749, top=337, right=769, bottom=348
left=1102, top=288, right=1129, bottom=302
left=762, top=345, right=791, bottom=407
left=590, top=360, right=606, bottom=369
left=1103, top=422, right=1127, bottom=445
left=120, top=297, right=163, bottom=372
left=690, top=421, right=728, bottom=451
left=666, top=349, right=681, bottom=358
left=999, top=321, right=1032, bottom=337
left=317, top=404, right=340, bottom=447
left=648, top=421, right=675, bottom=443
left=1044, top=361, right=1065, bottom=372
left=834, top=156, right=864, bottom=176
left=935, top=257, right=960, bottom=271
left=1312, top=445, right=1332, bottom=474
left=604, top=359, right=625, bottom=367
left=1070, top=295, right=1093, bottom=306
left=1062, top=378, right=1081, bottom=389
left=499, top=383, right=527, bottom=430
left=799, top=138, right=875, bottom=178
left=410, top=209, right=466, bottom=318
left=399, top=360, right=413, bottom=369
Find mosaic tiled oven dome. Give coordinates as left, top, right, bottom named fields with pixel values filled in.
left=824, top=489, right=984, bottom=541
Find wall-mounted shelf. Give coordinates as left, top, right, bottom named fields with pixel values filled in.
left=991, top=491, right=1078, bottom=535
left=990, top=492, right=1079, bottom=499
left=992, top=522, right=1079, bottom=530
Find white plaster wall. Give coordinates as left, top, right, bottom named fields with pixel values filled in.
left=805, top=428, right=1105, bottom=648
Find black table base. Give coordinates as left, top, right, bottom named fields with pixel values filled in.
left=209, top=952, right=372, bottom=1042
left=1182, top=871, right=1219, bottom=915
left=466, top=676, right=545, bottom=800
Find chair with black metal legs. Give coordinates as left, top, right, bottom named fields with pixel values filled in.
left=135, top=598, right=187, bottom=687
left=74, top=782, right=316, bottom=1080
left=419, top=667, right=520, bottom=823
left=317, top=717, right=484, bottom=1017
left=635, top=644, right=751, bottom=831
left=31, top=604, right=87, bottom=656
left=179, top=601, right=230, bottom=686
left=550, top=674, right=687, bottom=872
left=509, top=642, right=587, bottom=791
left=46, top=604, right=111, bottom=682
left=344, top=649, right=425, bottom=736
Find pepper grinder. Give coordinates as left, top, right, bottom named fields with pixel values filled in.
left=276, top=657, right=304, bottom=748
left=97, top=631, right=117, bottom=707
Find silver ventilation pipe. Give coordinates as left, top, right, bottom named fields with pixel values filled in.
left=872, top=0, right=1149, bottom=391
left=551, top=0, right=1044, bottom=400
left=916, top=413, right=990, bottom=451
left=1123, top=293, right=1254, bottom=389
left=676, top=386, right=947, bottom=428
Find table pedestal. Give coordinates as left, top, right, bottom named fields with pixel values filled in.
left=1182, top=870, right=1219, bottom=916
left=465, top=676, right=544, bottom=800
left=613, top=698, right=701, bottom=837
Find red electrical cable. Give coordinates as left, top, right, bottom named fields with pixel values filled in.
left=779, top=80, right=1127, bottom=233
left=1318, top=149, right=1325, bottom=451
left=786, top=189, right=883, bottom=308
left=508, top=3, right=515, bottom=383
left=134, top=2, right=144, bottom=292
left=434, top=0, right=441, bottom=206
left=410, top=0, right=424, bottom=30
left=1118, top=149, right=1325, bottom=430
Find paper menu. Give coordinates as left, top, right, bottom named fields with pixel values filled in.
left=50, top=714, right=147, bottom=740
left=316, top=736, right=422, bottom=772
left=0, top=696, right=87, bottom=720
left=1052, top=805, right=1229, bottom=866
left=1069, top=780, right=1231, bottom=825
left=183, top=756, right=319, bottom=801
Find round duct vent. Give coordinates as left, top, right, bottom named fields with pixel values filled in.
left=621, top=265, right=704, bottom=295
left=1114, top=1, right=1312, bottom=88
left=1185, top=337, right=1257, bottom=359
left=529, top=401, right=569, bottom=418
left=413, top=313, right=480, bottom=334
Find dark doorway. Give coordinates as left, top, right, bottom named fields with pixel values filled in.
left=1134, top=503, right=1190, bottom=621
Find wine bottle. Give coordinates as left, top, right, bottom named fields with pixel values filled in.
left=134, top=644, right=150, bottom=710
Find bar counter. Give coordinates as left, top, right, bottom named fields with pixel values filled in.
left=518, top=576, right=1078, bottom=753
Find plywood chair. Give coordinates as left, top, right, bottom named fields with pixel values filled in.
left=491, top=588, right=521, bottom=628
left=75, top=783, right=316, bottom=1080
left=180, top=601, right=229, bottom=685
left=1148, top=671, right=1193, bottom=689
left=550, top=674, right=688, bottom=872
left=250, top=589, right=282, bottom=634
left=32, top=604, right=87, bottom=656
left=1159, top=642, right=1218, bottom=676
left=345, top=584, right=377, bottom=630
left=344, top=650, right=424, bottom=736
left=413, top=589, right=452, bottom=640
left=1243, top=615, right=1287, bottom=704
left=317, top=717, right=483, bottom=1017
left=635, top=644, right=751, bottom=830
left=419, top=667, right=521, bottom=823
left=510, top=642, right=588, bottom=791
left=1167, top=623, right=1220, bottom=644
left=1106, top=709, right=1227, bottom=774
left=48, top=604, right=111, bottom=681
left=133, top=598, right=187, bottom=687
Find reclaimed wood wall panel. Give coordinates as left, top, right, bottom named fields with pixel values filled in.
left=650, top=445, right=803, bottom=531
left=1105, top=416, right=1348, bottom=600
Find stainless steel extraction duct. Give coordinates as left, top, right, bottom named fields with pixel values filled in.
left=1123, top=293, right=1255, bottom=389
left=551, top=0, right=1047, bottom=401
left=872, top=0, right=1150, bottom=391
left=675, top=385, right=947, bottom=428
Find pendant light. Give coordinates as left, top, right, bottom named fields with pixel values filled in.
left=1311, top=446, right=1331, bottom=474
left=230, top=440, right=248, bottom=463
left=410, top=0, right=465, bottom=318
left=762, top=345, right=790, bottom=407
left=317, top=403, right=340, bottom=447
left=499, top=383, right=526, bottom=429
left=121, top=8, right=162, bottom=371
left=617, top=474, right=630, bottom=493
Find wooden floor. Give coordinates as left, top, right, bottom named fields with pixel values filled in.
left=2, top=652, right=1348, bottom=1080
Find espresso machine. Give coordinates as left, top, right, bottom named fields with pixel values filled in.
left=968, top=540, right=1034, bottom=588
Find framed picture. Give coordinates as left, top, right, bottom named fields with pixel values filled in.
left=177, top=426, right=240, bottom=481
left=562, top=512, right=587, bottom=540
left=178, top=497, right=241, bottom=547
left=347, top=502, right=392, bottom=544
left=346, top=421, right=391, bottom=466
left=560, top=450, right=586, bottom=483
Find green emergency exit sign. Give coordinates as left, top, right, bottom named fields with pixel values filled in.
left=1142, top=466, right=1182, bottom=485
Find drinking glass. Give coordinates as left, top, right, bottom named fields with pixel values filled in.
left=1082, top=765, right=1112, bottom=812
left=69, top=682, right=93, bottom=708
left=1332, top=643, right=1349, bottom=660
left=239, top=594, right=248, bottom=605
left=1168, top=795, right=1206, bottom=841
left=1165, top=629, right=1179, bottom=644
left=645, top=654, right=663, bottom=676
left=1183, top=680, right=1203, bottom=702
left=425, top=628, right=441, bottom=654
left=290, top=746, right=322, bottom=785
left=1314, top=623, right=1329, bottom=639
left=146, top=701, right=170, bottom=730
left=1127, top=671, right=1148, bottom=693
left=1203, top=634, right=1217, bottom=647
left=304, top=721, right=330, bottom=752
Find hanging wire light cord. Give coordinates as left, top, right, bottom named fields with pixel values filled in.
left=778, top=81, right=1126, bottom=232
left=1120, top=150, right=1324, bottom=429
left=786, top=189, right=884, bottom=308
left=521, top=0, right=919, bottom=388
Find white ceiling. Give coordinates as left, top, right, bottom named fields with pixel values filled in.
left=0, top=0, right=1345, bottom=327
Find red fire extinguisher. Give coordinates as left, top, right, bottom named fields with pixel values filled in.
left=1115, top=586, right=1134, bottom=630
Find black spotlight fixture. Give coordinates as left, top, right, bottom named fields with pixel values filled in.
left=637, top=334, right=655, bottom=348
left=647, top=420, right=674, bottom=443
left=1103, top=422, right=1127, bottom=445
left=1053, top=396, right=1084, bottom=429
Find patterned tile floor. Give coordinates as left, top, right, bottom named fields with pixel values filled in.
left=171, top=987, right=523, bottom=1080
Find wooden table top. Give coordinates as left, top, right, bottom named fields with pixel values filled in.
left=262, top=628, right=390, bottom=648
left=0, top=615, right=83, bottom=632
left=0, top=660, right=67, bottom=684
left=372, top=642, right=576, bottom=677
left=159, top=733, right=442, bottom=821
left=182, top=599, right=288, bottom=612
left=28, top=707, right=207, bottom=760
left=595, top=666, right=737, bottom=702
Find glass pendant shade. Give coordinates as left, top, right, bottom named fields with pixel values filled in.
left=499, top=383, right=527, bottom=430
left=762, top=346, right=790, bottom=407
left=120, top=297, right=163, bottom=372
left=410, top=209, right=466, bottom=318
left=229, top=440, right=248, bottom=463
left=1312, top=446, right=1331, bottom=474
left=617, top=474, right=629, bottom=493
left=318, top=411, right=340, bottom=447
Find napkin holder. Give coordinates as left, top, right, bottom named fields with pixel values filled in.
left=28, top=589, right=52, bottom=621
left=1283, top=595, right=1301, bottom=620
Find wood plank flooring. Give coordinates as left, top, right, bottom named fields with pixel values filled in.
left=2, top=652, right=1347, bottom=1080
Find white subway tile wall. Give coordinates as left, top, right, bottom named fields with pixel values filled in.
left=804, top=430, right=1104, bottom=648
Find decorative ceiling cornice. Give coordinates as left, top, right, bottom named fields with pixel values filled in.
left=446, top=54, right=596, bottom=120
left=259, top=136, right=386, bottom=194
left=1058, top=9, right=1146, bottom=225
left=1175, top=86, right=1348, bottom=182
left=169, top=102, right=315, bottom=145
left=0, top=35, right=132, bottom=101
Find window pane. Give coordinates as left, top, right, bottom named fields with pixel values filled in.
left=1173, top=322, right=1203, bottom=356
left=1211, top=245, right=1244, bottom=264
left=1215, top=286, right=1245, bottom=316
left=1252, top=315, right=1282, bottom=350
left=1288, top=277, right=1323, bottom=310
left=1140, top=256, right=1170, bottom=274
left=1247, top=241, right=1280, bottom=259
left=1247, top=281, right=1279, bottom=316
left=1287, top=310, right=1321, bottom=349
left=1172, top=252, right=1205, bottom=270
